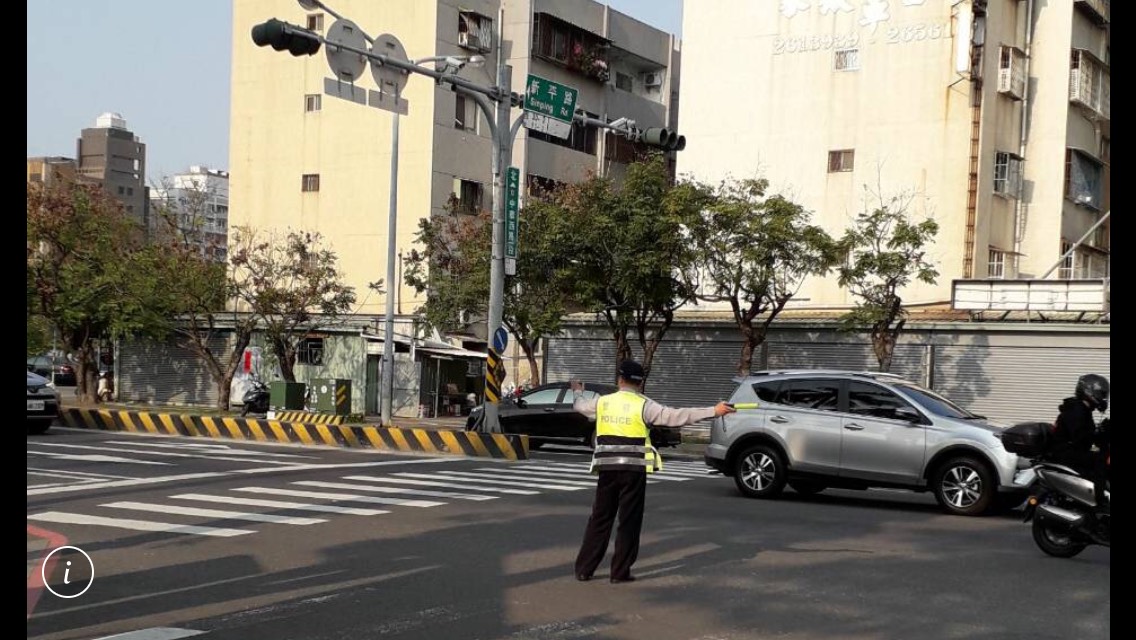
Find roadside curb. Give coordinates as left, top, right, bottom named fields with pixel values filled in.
left=59, top=408, right=529, bottom=460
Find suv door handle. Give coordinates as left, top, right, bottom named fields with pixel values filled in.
left=543, top=407, right=556, bottom=412
left=770, top=415, right=789, bottom=424
left=844, top=423, right=865, bottom=431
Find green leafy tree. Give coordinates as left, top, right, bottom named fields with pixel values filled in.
left=404, top=196, right=571, bottom=385
left=149, top=195, right=256, bottom=411
left=837, top=193, right=940, bottom=372
left=541, top=155, right=700, bottom=387
left=686, top=178, right=840, bottom=375
left=229, top=228, right=357, bottom=382
left=27, top=180, right=170, bottom=400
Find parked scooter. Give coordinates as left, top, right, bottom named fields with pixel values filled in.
left=240, top=379, right=270, bottom=417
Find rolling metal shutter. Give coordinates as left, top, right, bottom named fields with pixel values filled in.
left=766, top=342, right=927, bottom=384
left=933, top=345, right=1110, bottom=424
left=119, top=334, right=232, bottom=408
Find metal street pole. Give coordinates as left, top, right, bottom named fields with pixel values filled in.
left=380, top=111, right=400, bottom=426
left=483, top=60, right=512, bottom=434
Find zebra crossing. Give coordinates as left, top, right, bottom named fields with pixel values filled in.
left=27, top=458, right=717, bottom=541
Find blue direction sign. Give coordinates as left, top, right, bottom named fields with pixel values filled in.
left=492, top=327, right=509, bottom=354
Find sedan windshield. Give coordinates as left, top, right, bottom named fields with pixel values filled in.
left=893, top=382, right=980, bottom=420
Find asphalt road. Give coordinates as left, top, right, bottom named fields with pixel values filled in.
left=28, top=428, right=1110, bottom=640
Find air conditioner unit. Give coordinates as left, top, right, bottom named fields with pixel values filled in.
left=643, top=72, right=664, bottom=88
left=458, top=31, right=482, bottom=51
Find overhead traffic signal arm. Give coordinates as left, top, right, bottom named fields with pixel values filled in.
left=251, top=18, right=322, bottom=56
left=571, top=112, right=686, bottom=152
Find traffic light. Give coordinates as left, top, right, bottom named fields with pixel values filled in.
left=640, top=127, right=687, bottom=152
left=251, top=18, right=322, bottom=56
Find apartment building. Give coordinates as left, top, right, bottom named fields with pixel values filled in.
left=678, top=0, right=1110, bottom=309
left=149, top=165, right=231, bottom=262
left=230, top=0, right=681, bottom=318
left=75, top=112, right=149, bottom=227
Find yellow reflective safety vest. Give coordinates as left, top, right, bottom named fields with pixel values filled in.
left=590, top=390, right=663, bottom=474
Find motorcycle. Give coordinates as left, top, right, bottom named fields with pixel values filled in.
left=1003, top=420, right=1109, bottom=558
left=1021, top=461, right=1109, bottom=558
left=240, top=379, right=270, bottom=417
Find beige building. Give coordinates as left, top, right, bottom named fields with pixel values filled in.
left=230, top=0, right=681, bottom=390
left=679, top=0, right=1110, bottom=309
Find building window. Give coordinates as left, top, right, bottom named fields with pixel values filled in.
left=987, top=249, right=1006, bottom=279
left=302, top=174, right=320, bottom=192
left=1069, top=49, right=1109, bottom=120
left=305, top=94, right=322, bottom=112
left=306, top=13, right=324, bottom=33
left=458, top=11, right=493, bottom=53
left=834, top=48, right=860, bottom=71
left=453, top=179, right=483, bottom=213
left=615, top=72, right=634, bottom=92
left=528, top=111, right=599, bottom=155
left=127, top=187, right=134, bottom=196
left=526, top=174, right=566, bottom=198
left=117, top=186, right=125, bottom=195
left=298, top=337, right=324, bottom=366
left=1064, top=149, right=1102, bottom=209
left=532, top=13, right=609, bottom=82
left=997, top=45, right=1026, bottom=99
left=454, top=94, right=473, bottom=131
left=827, top=150, right=854, bottom=173
left=993, top=151, right=1022, bottom=197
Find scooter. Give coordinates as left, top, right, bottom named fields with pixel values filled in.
left=1021, top=460, right=1109, bottom=558
left=240, top=380, right=270, bottom=417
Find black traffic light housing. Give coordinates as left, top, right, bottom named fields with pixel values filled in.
left=251, top=18, right=322, bottom=56
left=640, top=127, right=687, bottom=152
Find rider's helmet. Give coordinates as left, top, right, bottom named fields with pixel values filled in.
left=1075, top=374, right=1110, bottom=412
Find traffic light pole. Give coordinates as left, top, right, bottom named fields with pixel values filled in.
left=379, top=111, right=399, bottom=427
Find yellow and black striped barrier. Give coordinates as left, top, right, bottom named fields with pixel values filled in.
left=272, top=411, right=364, bottom=425
left=485, top=350, right=502, bottom=404
left=59, top=408, right=529, bottom=460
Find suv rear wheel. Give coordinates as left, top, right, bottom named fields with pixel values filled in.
left=932, top=455, right=996, bottom=516
left=733, top=444, right=786, bottom=499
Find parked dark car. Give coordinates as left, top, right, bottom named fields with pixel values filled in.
left=26, top=355, right=76, bottom=386
left=465, top=381, right=682, bottom=449
left=27, top=370, right=60, bottom=434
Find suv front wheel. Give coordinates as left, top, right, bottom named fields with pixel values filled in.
left=733, top=444, right=786, bottom=499
left=932, top=455, right=996, bottom=516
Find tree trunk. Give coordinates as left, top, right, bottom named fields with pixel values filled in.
left=219, top=329, right=253, bottom=412
left=272, top=337, right=297, bottom=382
left=73, top=339, right=97, bottom=403
left=519, top=338, right=541, bottom=387
left=613, top=328, right=631, bottom=384
left=872, top=321, right=899, bottom=373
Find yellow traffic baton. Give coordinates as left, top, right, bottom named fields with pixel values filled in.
left=727, top=403, right=760, bottom=410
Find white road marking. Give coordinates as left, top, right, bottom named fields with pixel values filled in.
left=172, top=493, right=388, bottom=516
left=28, top=511, right=253, bottom=537
left=102, top=501, right=326, bottom=525
left=30, top=442, right=298, bottom=466
left=27, top=466, right=135, bottom=480
left=343, top=475, right=539, bottom=495
left=447, top=469, right=601, bottom=487
left=421, top=471, right=587, bottom=491
left=91, top=627, right=204, bottom=640
left=294, top=480, right=497, bottom=501
left=234, top=486, right=445, bottom=508
left=489, top=466, right=669, bottom=483
left=28, top=472, right=226, bottom=497
left=26, top=450, right=174, bottom=466
left=107, top=440, right=314, bottom=459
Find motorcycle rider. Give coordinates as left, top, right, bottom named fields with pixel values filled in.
left=1049, top=373, right=1110, bottom=511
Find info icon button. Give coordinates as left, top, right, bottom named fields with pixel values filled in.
left=42, top=546, right=94, bottom=599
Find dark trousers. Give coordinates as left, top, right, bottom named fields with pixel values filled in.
left=574, top=470, right=648, bottom=580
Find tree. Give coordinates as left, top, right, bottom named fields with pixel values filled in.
left=27, top=180, right=169, bottom=400
left=686, top=178, right=840, bottom=375
left=837, top=192, right=940, bottom=372
left=230, top=228, right=357, bottom=382
left=404, top=195, right=571, bottom=386
left=149, top=191, right=255, bottom=412
left=541, top=155, right=700, bottom=387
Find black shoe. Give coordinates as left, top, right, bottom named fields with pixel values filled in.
left=610, top=575, right=636, bottom=584
left=576, top=574, right=592, bottom=582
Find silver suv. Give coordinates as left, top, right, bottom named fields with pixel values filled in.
left=705, top=370, right=1027, bottom=516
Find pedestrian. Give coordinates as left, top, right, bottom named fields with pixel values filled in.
left=570, top=360, right=735, bottom=583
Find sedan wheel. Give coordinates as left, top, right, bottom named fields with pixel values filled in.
left=733, top=445, right=786, bottom=499
left=933, top=456, right=995, bottom=516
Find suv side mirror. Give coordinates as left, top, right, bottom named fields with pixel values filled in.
left=893, top=407, right=924, bottom=424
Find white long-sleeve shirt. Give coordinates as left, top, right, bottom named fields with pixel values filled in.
left=572, top=389, right=716, bottom=428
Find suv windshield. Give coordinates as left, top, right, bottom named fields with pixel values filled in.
left=893, top=382, right=980, bottom=420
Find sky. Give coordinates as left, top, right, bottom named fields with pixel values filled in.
left=26, top=0, right=683, bottom=182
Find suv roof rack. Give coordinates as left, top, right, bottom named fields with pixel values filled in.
left=738, top=369, right=908, bottom=381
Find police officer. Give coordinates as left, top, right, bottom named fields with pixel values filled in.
left=570, top=360, right=735, bottom=583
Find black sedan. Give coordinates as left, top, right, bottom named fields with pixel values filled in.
left=465, top=381, right=681, bottom=449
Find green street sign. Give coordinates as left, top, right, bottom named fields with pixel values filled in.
left=523, top=74, right=578, bottom=123
left=505, top=166, right=520, bottom=275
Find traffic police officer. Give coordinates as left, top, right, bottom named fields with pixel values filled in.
left=570, top=360, right=734, bottom=583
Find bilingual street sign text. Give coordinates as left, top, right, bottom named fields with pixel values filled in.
left=505, top=166, right=520, bottom=276
left=522, top=74, right=578, bottom=140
